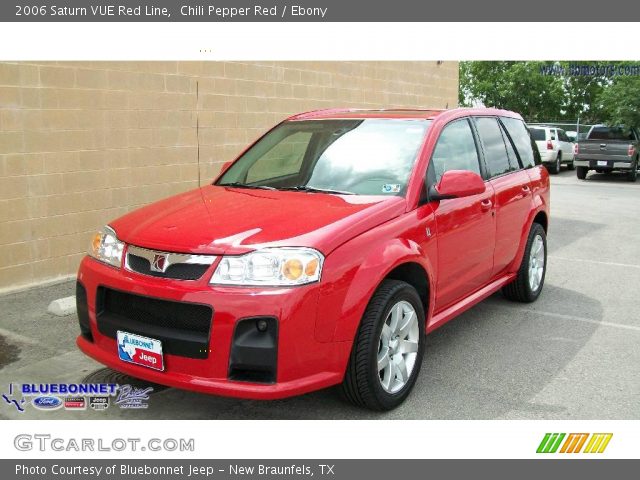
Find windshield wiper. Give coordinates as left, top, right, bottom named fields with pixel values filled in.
left=218, top=182, right=276, bottom=190
left=277, top=185, right=355, bottom=195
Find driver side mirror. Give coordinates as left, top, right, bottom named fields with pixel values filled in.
left=429, top=170, right=486, bottom=201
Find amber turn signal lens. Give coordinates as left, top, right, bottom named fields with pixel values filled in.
left=305, top=258, right=319, bottom=277
left=282, top=258, right=303, bottom=280
left=90, top=232, right=102, bottom=255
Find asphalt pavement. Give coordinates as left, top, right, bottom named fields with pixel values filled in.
left=1, top=167, right=639, bottom=420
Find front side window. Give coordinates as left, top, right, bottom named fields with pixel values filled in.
left=217, top=119, right=430, bottom=196
left=430, top=118, right=481, bottom=182
left=558, top=130, right=569, bottom=142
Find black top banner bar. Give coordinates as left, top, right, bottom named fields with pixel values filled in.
left=3, top=0, right=639, bottom=21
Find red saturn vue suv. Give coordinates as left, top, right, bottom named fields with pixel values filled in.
left=76, top=107, right=549, bottom=410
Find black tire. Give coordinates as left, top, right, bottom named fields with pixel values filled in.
left=548, top=154, right=561, bottom=174
left=341, top=279, right=425, bottom=411
left=577, top=166, right=588, bottom=179
left=628, top=163, right=637, bottom=182
left=502, top=223, right=547, bottom=303
left=567, top=161, right=575, bottom=170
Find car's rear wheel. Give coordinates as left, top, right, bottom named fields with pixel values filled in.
left=577, top=166, right=588, bottom=179
left=502, top=223, right=547, bottom=303
left=341, top=279, right=425, bottom=411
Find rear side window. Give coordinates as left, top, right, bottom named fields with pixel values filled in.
left=431, top=118, right=481, bottom=182
left=500, top=123, right=521, bottom=170
left=501, top=117, right=537, bottom=168
left=530, top=128, right=546, bottom=141
left=475, top=117, right=513, bottom=177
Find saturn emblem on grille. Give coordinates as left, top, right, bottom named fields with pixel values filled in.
left=151, top=254, right=168, bottom=272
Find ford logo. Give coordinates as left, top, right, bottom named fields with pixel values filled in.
left=32, top=396, right=63, bottom=410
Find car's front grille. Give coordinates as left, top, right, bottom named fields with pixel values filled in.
left=125, top=245, right=216, bottom=281
left=96, top=287, right=213, bottom=359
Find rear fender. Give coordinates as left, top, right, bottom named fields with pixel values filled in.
left=508, top=169, right=549, bottom=273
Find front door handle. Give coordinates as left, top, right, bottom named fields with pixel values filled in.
left=480, top=199, right=493, bottom=212
left=522, top=185, right=531, bottom=193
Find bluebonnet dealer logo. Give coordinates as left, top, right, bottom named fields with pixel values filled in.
left=2, top=382, right=122, bottom=413
left=32, top=396, right=63, bottom=410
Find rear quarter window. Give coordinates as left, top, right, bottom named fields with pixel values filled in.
left=530, top=128, right=546, bottom=141
left=500, top=117, right=537, bottom=168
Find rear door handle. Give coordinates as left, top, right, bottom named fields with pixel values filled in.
left=480, top=199, right=493, bottom=211
left=522, top=185, right=531, bottom=193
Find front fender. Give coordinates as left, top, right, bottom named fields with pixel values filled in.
left=315, top=217, right=436, bottom=343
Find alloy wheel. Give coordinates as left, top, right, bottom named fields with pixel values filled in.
left=377, top=300, right=420, bottom=394
left=529, top=234, right=545, bottom=292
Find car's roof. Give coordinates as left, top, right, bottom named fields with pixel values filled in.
left=287, top=107, right=523, bottom=122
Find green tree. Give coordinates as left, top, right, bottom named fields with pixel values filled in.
left=459, top=61, right=611, bottom=123
left=598, top=74, right=640, bottom=128
left=459, top=61, right=565, bottom=122
left=557, top=62, right=607, bottom=124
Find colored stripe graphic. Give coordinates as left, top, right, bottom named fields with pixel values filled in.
left=584, top=433, right=613, bottom=453
left=537, top=433, right=565, bottom=453
left=560, top=433, right=589, bottom=453
left=538, top=433, right=613, bottom=453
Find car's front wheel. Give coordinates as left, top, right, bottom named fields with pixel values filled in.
left=341, top=280, right=425, bottom=411
left=502, top=222, right=547, bottom=303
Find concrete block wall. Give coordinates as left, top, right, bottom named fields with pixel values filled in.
left=0, top=61, right=458, bottom=291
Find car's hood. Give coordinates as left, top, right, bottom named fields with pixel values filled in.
left=110, top=185, right=406, bottom=255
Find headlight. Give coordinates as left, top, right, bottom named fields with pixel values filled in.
left=210, top=248, right=324, bottom=286
left=88, top=226, right=124, bottom=268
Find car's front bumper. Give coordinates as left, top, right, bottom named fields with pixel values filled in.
left=76, top=256, right=350, bottom=400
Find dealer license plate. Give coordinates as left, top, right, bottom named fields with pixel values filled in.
left=117, top=330, right=164, bottom=371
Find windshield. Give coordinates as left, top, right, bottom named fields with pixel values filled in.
left=216, top=119, right=430, bottom=196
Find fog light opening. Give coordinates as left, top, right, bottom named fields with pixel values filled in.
left=256, top=319, right=268, bottom=332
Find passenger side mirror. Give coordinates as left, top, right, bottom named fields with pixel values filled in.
left=429, top=170, right=486, bottom=201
